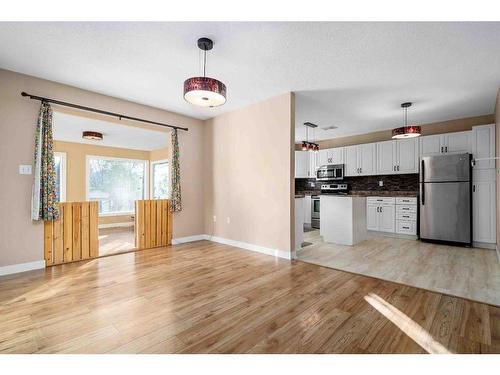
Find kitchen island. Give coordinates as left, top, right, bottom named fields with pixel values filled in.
left=320, top=195, right=367, bottom=245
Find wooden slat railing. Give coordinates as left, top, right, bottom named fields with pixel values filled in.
left=44, top=201, right=99, bottom=266
left=135, top=199, right=172, bottom=250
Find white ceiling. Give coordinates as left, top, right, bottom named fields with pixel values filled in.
left=53, top=112, right=168, bottom=151
left=0, top=22, right=499, bottom=141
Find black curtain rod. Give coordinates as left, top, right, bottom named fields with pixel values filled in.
left=21, top=92, right=188, bottom=132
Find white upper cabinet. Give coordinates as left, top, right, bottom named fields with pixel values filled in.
left=472, top=124, right=495, bottom=169
left=358, top=143, right=376, bottom=175
left=329, top=148, right=344, bottom=164
left=344, top=143, right=376, bottom=176
left=309, top=151, right=319, bottom=176
left=376, top=140, right=396, bottom=175
left=420, top=132, right=472, bottom=157
left=317, top=147, right=344, bottom=167
left=376, top=138, right=418, bottom=175
left=317, top=149, right=329, bottom=167
left=344, top=145, right=359, bottom=176
left=295, top=151, right=310, bottom=178
left=396, top=138, right=419, bottom=173
left=446, top=131, right=472, bottom=154
left=420, top=134, right=445, bottom=156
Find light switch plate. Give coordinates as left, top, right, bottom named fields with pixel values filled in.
left=378, top=180, right=383, bottom=187
left=19, top=165, right=32, bottom=175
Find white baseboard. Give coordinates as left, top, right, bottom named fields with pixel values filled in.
left=172, top=234, right=292, bottom=260
left=205, top=235, right=292, bottom=260
left=0, top=260, right=45, bottom=277
left=172, top=234, right=209, bottom=244
left=99, top=222, right=134, bottom=229
left=473, top=241, right=496, bottom=250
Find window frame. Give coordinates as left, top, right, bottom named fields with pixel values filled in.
left=150, top=159, right=170, bottom=200
left=85, top=155, right=149, bottom=217
left=54, top=151, right=67, bottom=202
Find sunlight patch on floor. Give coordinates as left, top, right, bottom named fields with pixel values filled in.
left=364, top=293, right=452, bottom=354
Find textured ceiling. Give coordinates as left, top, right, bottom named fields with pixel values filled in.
left=0, top=22, right=498, bottom=140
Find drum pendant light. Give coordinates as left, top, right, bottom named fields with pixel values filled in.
left=392, top=102, right=421, bottom=139
left=183, top=38, right=227, bottom=107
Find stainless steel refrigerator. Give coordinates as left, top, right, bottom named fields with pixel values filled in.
left=419, top=153, right=472, bottom=246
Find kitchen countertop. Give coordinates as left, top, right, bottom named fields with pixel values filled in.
left=296, top=190, right=418, bottom=197
left=346, top=190, right=418, bottom=197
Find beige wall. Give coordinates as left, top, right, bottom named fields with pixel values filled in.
left=295, top=114, right=495, bottom=150
left=203, top=92, right=295, bottom=254
left=0, top=68, right=205, bottom=267
left=54, top=140, right=158, bottom=225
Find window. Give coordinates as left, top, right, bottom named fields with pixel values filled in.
left=151, top=160, right=169, bottom=199
left=87, top=156, right=148, bottom=215
left=54, top=152, right=66, bottom=202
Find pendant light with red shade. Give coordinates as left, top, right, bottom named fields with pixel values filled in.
left=392, top=102, right=421, bottom=139
left=184, top=38, right=226, bottom=108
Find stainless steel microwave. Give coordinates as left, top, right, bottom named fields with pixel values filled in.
left=316, top=164, right=344, bottom=181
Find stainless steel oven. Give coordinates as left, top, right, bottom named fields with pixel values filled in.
left=311, top=195, right=320, bottom=229
left=316, top=164, right=344, bottom=181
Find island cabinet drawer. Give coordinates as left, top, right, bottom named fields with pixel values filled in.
left=396, top=220, right=417, bottom=235
left=395, top=197, right=417, bottom=205
left=396, top=205, right=417, bottom=213
left=367, top=197, right=395, bottom=205
left=396, top=211, right=416, bottom=221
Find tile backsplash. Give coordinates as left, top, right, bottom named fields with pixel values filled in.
left=295, top=174, right=419, bottom=194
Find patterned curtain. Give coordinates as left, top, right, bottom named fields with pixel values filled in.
left=170, top=128, right=182, bottom=212
left=31, top=102, right=59, bottom=221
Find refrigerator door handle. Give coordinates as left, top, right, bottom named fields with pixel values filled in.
left=421, top=159, right=425, bottom=205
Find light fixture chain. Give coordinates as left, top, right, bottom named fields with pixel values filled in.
left=203, top=49, right=207, bottom=77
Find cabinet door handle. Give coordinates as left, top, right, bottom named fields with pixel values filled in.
left=445, top=146, right=448, bottom=153
left=473, top=184, right=475, bottom=193
left=441, top=146, right=444, bottom=153
left=397, top=165, right=400, bottom=171
left=403, top=226, right=410, bottom=229
left=380, top=206, right=383, bottom=212
left=360, top=167, right=362, bottom=174
left=376, top=207, right=379, bottom=213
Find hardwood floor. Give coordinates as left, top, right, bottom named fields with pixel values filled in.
left=0, top=240, right=499, bottom=354
left=298, top=229, right=500, bottom=306
left=99, top=227, right=136, bottom=256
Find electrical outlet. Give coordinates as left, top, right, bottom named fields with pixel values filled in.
left=378, top=180, right=383, bottom=187
left=226, top=217, right=230, bottom=224
left=19, top=165, right=32, bottom=175
left=213, top=215, right=216, bottom=222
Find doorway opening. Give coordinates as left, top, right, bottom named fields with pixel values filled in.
left=49, top=109, right=171, bottom=260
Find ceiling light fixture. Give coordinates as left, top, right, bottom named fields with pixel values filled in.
left=392, top=102, right=421, bottom=139
left=82, top=131, right=103, bottom=141
left=183, top=37, right=226, bottom=108
left=301, top=122, right=320, bottom=152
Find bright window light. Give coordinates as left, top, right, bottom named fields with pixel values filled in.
left=87, top=156, right=147, bottom=215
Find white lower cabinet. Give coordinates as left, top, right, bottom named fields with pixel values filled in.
left=379, top=205, right=396, bottom=233
left=303, top=196, right=312, bottom=225
left=366, top=204, right=379, bottom=231
left=366, top=197, right=396, bottom=233
left=473, top=169, right=496, bottom=244
left=367, top=196, right=417, bottom=236
left=396, top=221, right=417, bottom=235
